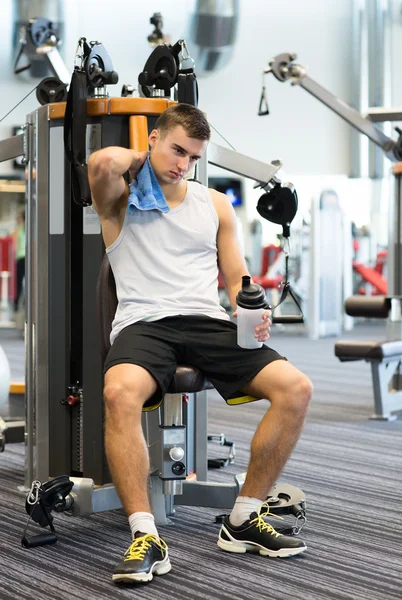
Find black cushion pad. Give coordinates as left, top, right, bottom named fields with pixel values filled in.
left=335, top=339, right=402, bottom=361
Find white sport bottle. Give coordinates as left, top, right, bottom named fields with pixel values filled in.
left=236, top=275, right=269, bottom=349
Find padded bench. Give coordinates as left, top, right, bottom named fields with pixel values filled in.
left=334, top=339, right=402, bottom=420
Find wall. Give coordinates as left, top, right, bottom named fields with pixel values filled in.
left=0, top=0, right=354, bottom=177
left=1, top=0, right=400, bottom=253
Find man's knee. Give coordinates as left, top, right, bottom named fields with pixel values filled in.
left=103, top=364, right=157, bottom=413
left=268, top=369, right=312, bottom=416
left=292, top=373, right=313, bottom=414
left=274, top=372, right=312, bottom=417
left=104, top=384, right=149, bottom=420
left=104, top=381, right=143, bottom=411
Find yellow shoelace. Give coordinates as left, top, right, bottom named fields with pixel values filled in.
left=249, top=500, right=284, bottom=539
left=124, top=534, right=168, bottom=562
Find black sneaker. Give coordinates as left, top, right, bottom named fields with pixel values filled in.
left=217, top=501, right=307, bottom=558
left=112, top=532, right=171, bottom=584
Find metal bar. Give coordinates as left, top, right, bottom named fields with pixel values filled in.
left=24, top=116, right=35, bottom=489
left=0, top=134, right=24, bottom=162
left=35, top=106, right=50, bottom=482
left=388, top=173, right=402, bottom=299
left=369, top=362, right=399, bottom=421
left=394, top=175, right=402, bottom=298
left=350, top=0, right=366, bottom=177
left=365, top=107, right=402, bottom=122
left=299, top=75, right=397, bottom=158
left=194, top=391, right=208, bottom=482
left=163, top=393, right=182, bottom=426
left=196, top=152, right=208, bottom=186
left=367, top=0, right=384, bottom=178
left=44, top=47, right=71, bottom=84
left=48, top=123, right=71, bottom=477
left=207, top=142, right=281, bottom=184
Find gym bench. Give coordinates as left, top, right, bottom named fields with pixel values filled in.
left=334, top=296, right=402, bottom=421
left=335, top=339, right=402, bottom=420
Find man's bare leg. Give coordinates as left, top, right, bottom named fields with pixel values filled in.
left=218, top=360, right=312, bottom=557
left=105, top=364, right=172, bottom=583
left=103, top=363, right=158, bottom=515
left=239, top=360, right=312, bottom=500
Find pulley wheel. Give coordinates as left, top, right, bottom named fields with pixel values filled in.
left=36, top=77, right=68, bottom=106
left=266, top=483, right=306, bottom=515
left=30, top=18, right=56, bottom=47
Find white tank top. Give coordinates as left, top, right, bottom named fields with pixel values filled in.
left=106, top=180, right=230, bottom=344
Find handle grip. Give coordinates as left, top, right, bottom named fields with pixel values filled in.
left=272, top=315, right=304, bottom=324
left=21, top=533, right=58, bottom=548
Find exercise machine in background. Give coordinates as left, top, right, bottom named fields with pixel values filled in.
left=14, top=16, right=70, bottom=105
left=260, top=52, right=402, bottom=419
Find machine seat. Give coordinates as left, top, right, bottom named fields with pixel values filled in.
left=334, top=339, right=402, bottom=362
left=96, top=254, right=213, bottom=393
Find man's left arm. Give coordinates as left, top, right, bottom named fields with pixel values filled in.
left=210, top=188, right=271, bottom=343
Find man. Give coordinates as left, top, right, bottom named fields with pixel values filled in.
left=88, top=103, right=312, bottom=585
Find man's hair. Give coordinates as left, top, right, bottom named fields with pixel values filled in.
left=155, top=103, right=211, bottom=141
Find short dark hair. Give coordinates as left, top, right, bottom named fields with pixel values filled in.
left=155, top=103, right=210, bottom=141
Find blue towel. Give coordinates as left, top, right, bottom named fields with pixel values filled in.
left=128, top=156, right=169, bottom=214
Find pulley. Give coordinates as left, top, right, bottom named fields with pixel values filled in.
left=22, top=476, right=74, bottom=548
left=215, top=481, right=307, bottom=535
left=84, top=42, right=119, bottom=89
left=36, top=76, right=68, bottom=105
left=138, top=43, right=180, bottom=97
left=257, top=182, right=298, bottom=239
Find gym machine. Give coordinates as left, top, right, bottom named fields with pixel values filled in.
left=260, top=53, right=402, bottom=419
left=0, top=41, right=306, bottom=547
left=14, top=17, right=70, bottom=105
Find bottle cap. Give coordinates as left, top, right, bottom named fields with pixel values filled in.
left=236, top=275, right=268, bottom=309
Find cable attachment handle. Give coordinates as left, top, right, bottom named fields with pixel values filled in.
left=267, top=237, right=304, bottom=324
left=258, top=67, right=271, bottom=116
left=21, top=476, right=74, bottom=549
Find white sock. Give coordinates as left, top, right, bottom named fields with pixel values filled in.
left=229, top=496, right=263, bottom=527
left=128, top=512, right=159, bottom=540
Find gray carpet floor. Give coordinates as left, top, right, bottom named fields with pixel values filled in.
left=0, top=323, right=401, bottom=600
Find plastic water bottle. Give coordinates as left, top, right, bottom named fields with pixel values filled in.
left=236, top=275, right=268, bottom=349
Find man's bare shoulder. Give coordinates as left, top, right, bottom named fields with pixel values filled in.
left=208, top=188, right=234, bottom=220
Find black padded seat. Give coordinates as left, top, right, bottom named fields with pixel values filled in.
left=344, top=296, right=390, bottom=319
left=96, top=254, right=213, bottom=393
left=335, top=339, right=402, bottom=362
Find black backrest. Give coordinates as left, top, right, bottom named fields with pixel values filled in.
left=96, top=254, right=118, bottom=364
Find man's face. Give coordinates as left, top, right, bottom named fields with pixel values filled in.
left=149, top=125, right=208, bottom=185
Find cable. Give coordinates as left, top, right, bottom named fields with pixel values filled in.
left=0, top=85, right=39, bottom=125
left=209, top=122, right=236, bottom=151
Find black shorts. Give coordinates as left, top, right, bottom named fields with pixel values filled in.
left=104, top=315, right=286, bottom=411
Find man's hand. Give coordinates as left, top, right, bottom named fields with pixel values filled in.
left=128, top=151, right=148, bottom=181
left=232, top=309, right=272, bottom=342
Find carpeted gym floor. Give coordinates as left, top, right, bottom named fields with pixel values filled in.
left=0, top=323, right=401, bottom=600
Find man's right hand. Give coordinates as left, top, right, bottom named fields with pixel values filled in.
left=88, top=147, right=149, bottom=221
left=128, top=151, right=148, bottom=181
